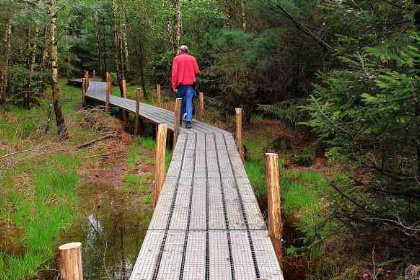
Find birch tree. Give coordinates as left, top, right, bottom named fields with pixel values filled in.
left=49, top=0, right=68, bottom=139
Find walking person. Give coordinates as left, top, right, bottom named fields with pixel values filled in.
left=171, top=45, right=200, bottom=129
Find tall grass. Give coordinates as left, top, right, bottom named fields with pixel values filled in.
left=243, top=135, right=330, bottom=262
left=0, top=79, right=104, bottom=279
left=0, top=155, right=81, bottom=280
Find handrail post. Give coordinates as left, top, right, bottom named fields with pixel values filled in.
left=199, top=92, right=205, bottom=122
left=173, top=98, right=182, bottom=150
left=135, top=88, right=141, bottom=135
left=235, top=108, right=244, bottom=162
left=59, top=242, right=83, bottom=280
left=157, top=84, right=162, bottom=107
left=265, top=153, right=283, bottom=263
left=122, top=79, right=128, bottom=126
left=81, top=78, right=86, bottom=107
left=84, top=71, right=89, bottom=90
left=105, top=72, right=111, bottom=113
left=154, top=124, right=168, bottom=207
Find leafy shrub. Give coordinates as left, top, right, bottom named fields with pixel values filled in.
left=258, top=99, right=308, bottom=129
left=291, top=146, right=315, bottom=167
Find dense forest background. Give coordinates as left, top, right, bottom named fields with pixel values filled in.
left=0, top=0, right=419, bottom=279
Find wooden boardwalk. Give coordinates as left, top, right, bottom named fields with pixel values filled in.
left=85, top=81, right=284, bottom=280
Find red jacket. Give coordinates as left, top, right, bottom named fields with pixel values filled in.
left=171, top=53, right=200, bottom=91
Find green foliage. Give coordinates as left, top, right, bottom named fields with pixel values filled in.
left=302, top=0, right=420, bottom=267
left=257, top=99, right=308, bottom=128
left=245, top=159, right=267, bottom=198
left=141, top=137, right=156, bottom=149
left=281, top=169, right=330, bottom=255
left=0, top=155, right=81, bottom=280
left=291, top=146, right=315, bottom=167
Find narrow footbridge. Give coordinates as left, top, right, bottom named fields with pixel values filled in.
left=85, top=81, right=283, bottom=280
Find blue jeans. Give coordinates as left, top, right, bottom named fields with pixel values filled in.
left=177, top=85, right=196, bottom=122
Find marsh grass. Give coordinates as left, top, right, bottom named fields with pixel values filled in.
left=0, top=155, right=81, bottom=280
left=243, top=130, right=331, bottom=263
left=0, top=80, right=123, bottom=280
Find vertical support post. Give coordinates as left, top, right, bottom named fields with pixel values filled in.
left=135, top=88, right=141, bottom=135
left=235, top=108, right=244, bottom=162
left=199, top=92, right=205, bottom=122
left=157, top=84, right=162, bottom=107
left=59, top=242, right=83, bottom=280
left=81, top=78, right=86, bottom=107
left=173, top=98, right=182, bottom=150
left=122, top=79, right=128, bottom=126
left=84, top=71, right=89, bottom=90
left=154, top=124, right=168, bottom=207
left=92, top=70, right=96, bottom=80
left=105, top=72, right=111, bottom=113
left=265, top=153, right=283, bottom=263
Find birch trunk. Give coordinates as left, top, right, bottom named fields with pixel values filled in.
left=39, top=23, right=49, bottom=94
left=241, top=0, right=247, bottom=31
left=175, top=0, right=183, bottom=46
left=49, top=0, right=69, bottom=139
left=93, top=11, right=106, bottom=80
left=111, top=0, right=123, bottom=93
left=119, top=0, right=130, bottom=77
left=0, top=19, right=12, bottom=103
left=27, top=24, right=39, bottom=108
left=101, top=17, right=109, bottom=74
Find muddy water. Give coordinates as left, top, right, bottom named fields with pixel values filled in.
left=257, top=196, right=310, bottom=280
left=37, top=184, right=153, bottom=280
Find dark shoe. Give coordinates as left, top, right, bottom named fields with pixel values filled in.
left=186, top=122, right=192, bottom=129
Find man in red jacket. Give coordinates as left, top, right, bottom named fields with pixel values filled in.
left=171, top=45, right=200, bottom=129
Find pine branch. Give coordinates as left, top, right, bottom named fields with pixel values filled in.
left=271, top=2, right=334, bottom=51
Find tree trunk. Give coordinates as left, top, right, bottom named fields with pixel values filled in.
left=119, top=0, right=130, bottom=77
left=134, top=37, right=148, bottom=98
left=175, top=0, right=183, bottom=46
left=0, top=18, right=12, bottom=104
left=49, top=0, right=69, bottom=139
left=101, top=17, right=109, bottom=74
left=27, top=24, right=39, bottom=108
left=111, top=0, right=123, bottom=94
left=241, top=0, right=247, bottom=31
left=39, top=22, right=49, bottom=94
left=93, top=11, right=106, bottom=80
left=221, top=0, right=232, bottom=27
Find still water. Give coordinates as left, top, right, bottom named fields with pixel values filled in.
left=38, top=183, right=153, bottom=280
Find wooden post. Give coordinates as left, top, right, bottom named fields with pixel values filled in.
left=92, top=70, right=96, bottom=80
left=122, top=79, right=128, bottom=126
left=157, top=84, right=162, bottom=107
left=154, top=124, right=168, bottom=207
left=199, top=92, right=205, bottom=122
left=105, top=72, right=111, bottom=113
left=59, top=242, right=83, bottom=280
left=266, top=153, right=283, bottom=263
left=173, top=98, right=182, bottom=150
left=235, top=108, right=244, bottom=162
left=84, top=71, right=89, bottom=90
left=135, top=88, right=141, bottom=135
left=81, top=78, right=86, bottom=107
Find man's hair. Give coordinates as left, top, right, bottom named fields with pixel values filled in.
left=179, top=45, right=189, bottom=53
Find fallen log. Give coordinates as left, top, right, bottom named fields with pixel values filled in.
left=76, top=134, right=114, bottom=150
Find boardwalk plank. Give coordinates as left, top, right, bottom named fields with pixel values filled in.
left=183, top=231, right=206, bottom=279
left=209, top=231, right=233, bottom=280
left=156, top=231, right=185, bottom=280
left=129, top=230, right=165, bottom=280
